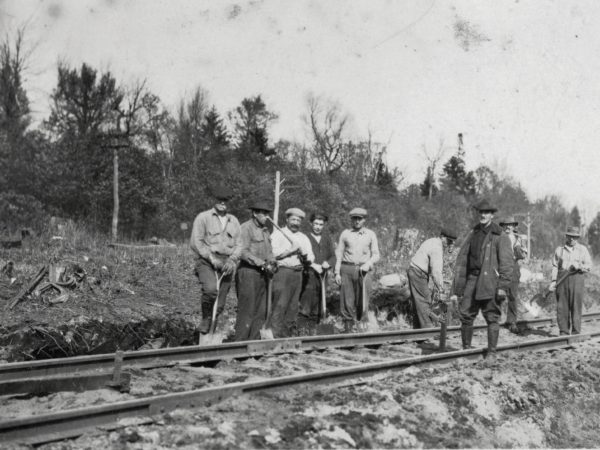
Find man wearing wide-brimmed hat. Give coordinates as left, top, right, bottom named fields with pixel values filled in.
left=334, top=208, right=380, bottom=332
left=191, top=185, right=242, bottom=335
left=234, top=200, right=277, bottom=341
left=270, top=207, right=316, bottom=337
left=498, top=216, right=528, bottom=333
left=408, top=228, right=458, bottom=328
left=451, top=199, right=513, bottom=357
left=549, top=226, right=591, bottom=335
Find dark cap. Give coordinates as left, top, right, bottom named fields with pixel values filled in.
left=248, top=200, right=272, bottom=212
left=211, top=184, right=234, bottom=201
left=310, top=212, right=329, bottom=222
left=473, top=199, right=498, bottom=213
left=440, top=228, right=458, bottom=240
left=565, top=226, right=581, bottom=237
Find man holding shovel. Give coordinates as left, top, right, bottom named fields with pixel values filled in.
left=549, top=226, right=591, bottom=335
left=190, top=185, right=241, bottom=338
left=407, top=228, right=457, bottom=328
left=270, top=208, right=316, bottom=338
left=299, top=213, right=336, bottom=332
left=234, top=200, right=277, bottom=341
left=334, top=208, right=380, bottom=333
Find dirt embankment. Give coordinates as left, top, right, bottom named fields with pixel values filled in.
left=2, top=227, right=600, bottom=362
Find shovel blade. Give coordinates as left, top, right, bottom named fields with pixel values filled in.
left=260, top=327, right=274, bottom=340
left=198, top=332, right=223, bottom=346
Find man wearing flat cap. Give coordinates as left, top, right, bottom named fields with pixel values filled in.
left=549, top=226, right=591, bottom=335
left=408, top=228, right=458, bottom=328
left=451, top=199, right=513, bottom=357
left=270, top=208, right=316, bottom=337
left=190, top=185, right=241, bottom=335
left=234, top=200, right=277, bottom=341
left=334, top=208, right=380, bottom=332
left=499, top=216, right=528, bottom=333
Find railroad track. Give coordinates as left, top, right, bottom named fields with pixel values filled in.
left=1, top=312, right=600, bottom=445
left=4, top=312, right=600, bottom=386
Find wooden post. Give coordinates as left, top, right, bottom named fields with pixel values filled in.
left=525, top=212, right=532, bottom=260
left=274, top=171, right=281, bottom=226
left=112, top=147, right=119, bottom=242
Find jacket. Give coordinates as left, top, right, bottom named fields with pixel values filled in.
left=190, top=209, right=242, bottom=261
left=452, top=222, right=513, bottom=300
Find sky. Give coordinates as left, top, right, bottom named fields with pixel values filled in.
left=2, top=0, right=600, bottom=222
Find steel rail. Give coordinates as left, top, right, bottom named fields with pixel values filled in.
left=2, top=312, right=600, bottom=384
left=1, top=330, right=599, bottom=445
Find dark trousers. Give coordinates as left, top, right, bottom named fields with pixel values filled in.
left=506, top=263, right=521, bottom=325
left=195, top=258, right=232, bottom=318
left=407, top=266, right=433, bottom=328
left=271, top=267, right=303, bottom=338
left=556, top=271, right=584, bottom=335
left=339, top=264, right=372, bottom=323
left=234, top=266, right=267, bottom=341
left=299, top=270, right=323, bottom=322
left=458, top=274, right=502, bottom=325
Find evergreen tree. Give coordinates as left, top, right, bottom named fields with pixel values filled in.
left=201, top=106, right=230, bottom=150
left=230, top=95, right=277, bottom=156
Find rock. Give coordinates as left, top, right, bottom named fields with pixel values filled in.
left=379, top=273, right=407, bottom=288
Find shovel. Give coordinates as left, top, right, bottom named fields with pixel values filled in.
left=199, top=272, right=225, bottom=346
left=537, top=267, right=576, bottom=303
left=260, top=277, right=275, bottom=339
left=315, top=271, right=335, bottom=335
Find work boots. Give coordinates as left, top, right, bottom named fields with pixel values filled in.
left=487, top=323, right=500, bottom=358
left=461, top=325, right=473, bottom=349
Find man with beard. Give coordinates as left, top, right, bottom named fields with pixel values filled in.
left=451, top=199, right=513, bottom=358
left=190, top=185, right=241, bottom=335
left=407, top=228, right=458, bottom=329
left=334, top=208, right=380, bottom=332
left=234, top=200, right=277, bottom=341
left=270, top=208, right=316, bottom=337
left=299, top=213, right=336, bottom=330
left=498, top=216, right=528, bottom=333
left=549, top=226, right=592, bottom=335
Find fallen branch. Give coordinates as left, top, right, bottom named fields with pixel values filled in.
left=8, top=266, right=48, bottom=309
left=108, top=243, right=176, bottom=250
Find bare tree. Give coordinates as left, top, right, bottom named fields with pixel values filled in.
left=305, top=93, right=350, bottom=175
left=421, top=138, right=447, bottom=200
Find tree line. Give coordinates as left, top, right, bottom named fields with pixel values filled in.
left=0, top=30, right=597, bottom=258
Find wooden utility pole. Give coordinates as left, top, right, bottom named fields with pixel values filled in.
left=105, top=120, right=129, bottom=242
left=274, top=171, right=281, bottom=226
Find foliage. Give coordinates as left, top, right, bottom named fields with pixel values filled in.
left=588, top=212, right=600, bottom=257
left=0, top=35, right=587, bottom=259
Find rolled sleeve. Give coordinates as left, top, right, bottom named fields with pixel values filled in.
left=430, top=242, right=444, bottom=290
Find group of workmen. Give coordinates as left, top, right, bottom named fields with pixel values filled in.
left=190, top=185, right=379, bottom=341
left=191, top=186, right=592, bottom=356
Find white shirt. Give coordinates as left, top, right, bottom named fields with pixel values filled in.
left=271, top=227, right=315, bottom=268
